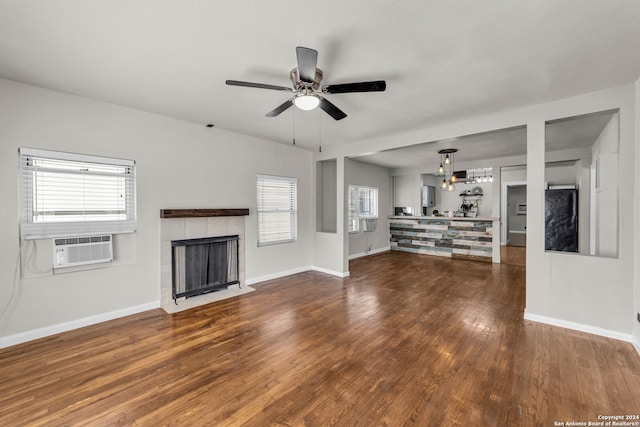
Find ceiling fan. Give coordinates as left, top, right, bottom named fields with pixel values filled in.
left=226, top=46, right=386, bottom=121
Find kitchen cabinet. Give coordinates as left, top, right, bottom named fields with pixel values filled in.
left=393, top=175, right=418, bottom=213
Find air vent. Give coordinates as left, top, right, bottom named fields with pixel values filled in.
left=53, top=235, right=113, bottom=268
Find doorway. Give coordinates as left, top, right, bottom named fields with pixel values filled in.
left=501, top=179, right=527, bottom=266
left=506, top=184, right=527, bottom=247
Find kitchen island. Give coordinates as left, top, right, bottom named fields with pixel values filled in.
left=389, top=216, right=500, bottom=263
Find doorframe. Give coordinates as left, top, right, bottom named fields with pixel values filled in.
left=501, top=180, right=527, bottom=245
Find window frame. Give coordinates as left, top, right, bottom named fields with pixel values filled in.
left=348, top=184, right=379, bottom=234
left=256, top=174, right=298, bottom=247
left=19, top=148, right=136, bottom=240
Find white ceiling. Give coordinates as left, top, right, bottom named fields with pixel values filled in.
left=351, top=110, right=614, bottom=170
left=1, top=1, right=639, bottom=155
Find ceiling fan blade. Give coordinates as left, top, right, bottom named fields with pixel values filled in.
left=319, top=98, right=347, bottom=121
left=323, top=80, right=386, bottom=94
left=296, top=46, right=318, bottom=83
left=266, top=99, right=294, bottom=117
left=226, top=80, right=292, bottom=92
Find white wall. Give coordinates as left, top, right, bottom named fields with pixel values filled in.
left=312, top=156, right=347, bottom=276
left=436, top=181, right=493, bottom=217
left=0, top=79, right=314, bottom=342
left=316, top=159, right=337, bottom=233
left=545, top=161, right=578, bottom=185
left=592, top=114, right=619, bottom=258
left=501, top=166, right=527, bottom=183
left=346, top=159, right=392, bottom=257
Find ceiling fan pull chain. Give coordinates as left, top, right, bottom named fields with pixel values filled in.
left=318, top=107, right=322, bottom=152
left=292, top=107, right=296, bottom=146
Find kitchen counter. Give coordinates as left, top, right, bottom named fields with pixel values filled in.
left=390, top=215, right=499, bottom=221
left=389, top=216, right=500, bottom=263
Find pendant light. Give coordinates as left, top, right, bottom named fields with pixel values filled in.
left=437, top=148, right=458, bottom=192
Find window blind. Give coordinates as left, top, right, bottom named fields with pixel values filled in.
left=348, top=185, right=359, bottom=233
left=358, top=186, right=378, bottom=218
left=19, top=148, right=136, bottom=239
left=256, top=174, right=297, bottom=246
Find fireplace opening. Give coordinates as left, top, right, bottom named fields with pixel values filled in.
left=171, top=235, right=239, bottom=303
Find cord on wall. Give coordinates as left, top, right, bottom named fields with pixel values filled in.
left=0, top=250, right=21, bottom=327
left=26, top=239, right=53, bottom=275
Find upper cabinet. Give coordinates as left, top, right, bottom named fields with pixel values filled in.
left=393, top=175, right=418, bottom=213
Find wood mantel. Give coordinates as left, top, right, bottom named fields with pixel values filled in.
left=160, top=209, right=250, bottom=218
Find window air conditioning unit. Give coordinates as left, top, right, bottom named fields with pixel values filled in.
left=362, top=219, right=378, bottom=232
left=53, top=235, right=113, bottom=268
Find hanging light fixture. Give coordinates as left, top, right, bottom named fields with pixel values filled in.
left=437, top=148, right=458, bottom=192
left=293, top=92, right=320, bottom=111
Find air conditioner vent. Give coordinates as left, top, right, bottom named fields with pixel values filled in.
left=53, top=235, right=113, bottom=269
left=363, top=219, right=378, bottom=232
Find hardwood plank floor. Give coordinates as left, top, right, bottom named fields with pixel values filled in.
left=501, top=245, right=526, bottom=266
left=1, top=251, right=639, bottom=426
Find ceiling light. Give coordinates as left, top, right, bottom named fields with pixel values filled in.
left=437, top=148, right=458, bottom=191
left=293, top=94, right=320, bottom=111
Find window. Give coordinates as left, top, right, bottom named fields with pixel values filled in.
left=19, top=148, right=136, bottom=239
left=256, top=174, right=297, bottom=246
left=348, top=185, right=378, bottom=233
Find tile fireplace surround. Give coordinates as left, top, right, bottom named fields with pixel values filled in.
left=160, top=209, right=253, bottom=314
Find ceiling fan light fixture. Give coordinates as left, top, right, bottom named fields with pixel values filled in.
left=293, top=94, right=320, bottom=111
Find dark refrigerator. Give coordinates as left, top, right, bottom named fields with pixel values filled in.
left=545, top=189, right=578, bottom=252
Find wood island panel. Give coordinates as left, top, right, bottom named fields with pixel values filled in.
left=390, top=216, right=495, bottom=262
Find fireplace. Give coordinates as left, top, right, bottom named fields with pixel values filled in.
left=172, top=235, right=239, bottom=303
left=160, top=209, right=251, bottom=314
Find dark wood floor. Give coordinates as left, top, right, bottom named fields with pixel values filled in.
left=501, top=245, right=526, bottom=266
left=1, top=251, right=639, bottom=426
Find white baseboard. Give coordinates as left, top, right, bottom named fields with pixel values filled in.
left=524, top=311, right=633, bottom=343
left=311, top=266, right=350, bottom=278
left=348, top=246, right=390, bottom=260
left=632, top=335, right=640, bottom=357
left=245, top=266, right=313, bottom=286
left=246, top=264, right=350, bottom=286
left=0, top=301, right=160, bottom=349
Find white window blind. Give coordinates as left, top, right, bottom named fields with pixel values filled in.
left=19, top=148, right=136, bottom=239
left=357, top=186, right=378, bottom=218
left=256, top=174, right=297, bottom=246
left=348, top=185, right=359, bottom=233
left=348, top=185, right=378, bottom=233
